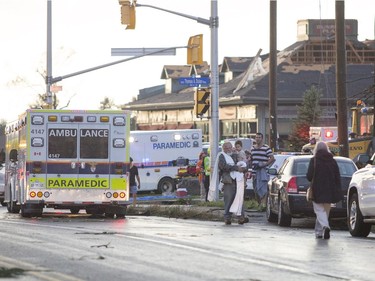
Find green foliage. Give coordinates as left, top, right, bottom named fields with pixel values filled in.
left=296, top=85, right=322, bottom=124
left=29, top=93, right=59, bottom=109
left=289, top=85, right=322, bottom=151
left=99, top=97, right=117, bottom=110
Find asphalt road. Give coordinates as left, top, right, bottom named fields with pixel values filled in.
left=1, top=206, right=374, bottom=281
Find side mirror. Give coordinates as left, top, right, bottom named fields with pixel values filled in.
left=267, top=168, right=278, bottom=175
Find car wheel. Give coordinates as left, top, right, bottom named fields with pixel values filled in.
left=158, top=177, right=175, bottom=194
left=266, top=194, right=277, bottom=223
left=277, top=198, right=292, bottom=227
left=105, top=213, right=115, bottom=218
left=348, top=193, right=371, bottom=237
left=0, top=199, right=6, bottom=207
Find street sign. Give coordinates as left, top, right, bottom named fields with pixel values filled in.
left=111, top=48, right=176, bottom=56
left=50, top=84, right=62, bottom=93
left=178, top=77, right=210, bottom=87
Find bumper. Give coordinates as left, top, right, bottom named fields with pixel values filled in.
left=287, top=194, right=347, bottom=218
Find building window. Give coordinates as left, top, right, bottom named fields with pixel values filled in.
left=222, top=121, right=238, bottom=138
left=240, top=121, right=257, bottom=138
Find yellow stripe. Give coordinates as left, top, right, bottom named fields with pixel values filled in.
left=112, top=178, right=128, bottom=190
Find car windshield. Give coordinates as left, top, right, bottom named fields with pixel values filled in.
left=292, top=158, right=356, bottom=177
left=336, top=160, right=357, bottom=176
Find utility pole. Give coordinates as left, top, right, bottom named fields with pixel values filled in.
left=210, top=1, right=220, bottom=201
left=269, top=0, right=278, bottom=151
left=46, top=0, right=53, bottom=108
left=336, top=0, right=349, bottom=157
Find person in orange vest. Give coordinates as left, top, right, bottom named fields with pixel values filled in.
left=196, top=151, right=206, bottom=199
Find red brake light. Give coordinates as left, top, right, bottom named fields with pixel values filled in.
left=286, top=177, right=298, bottom=193
left=325, top=130, right=334, bottom=138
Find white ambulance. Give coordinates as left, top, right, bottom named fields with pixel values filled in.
left=4, top=109, right=130, bottom=218
left=129, top=129, right=202, bottom=193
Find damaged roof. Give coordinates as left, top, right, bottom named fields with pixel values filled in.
left=124, top=41, right=375, bottom=111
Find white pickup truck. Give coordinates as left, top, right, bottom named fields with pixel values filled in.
left=347, top=153, right=375, bottom=237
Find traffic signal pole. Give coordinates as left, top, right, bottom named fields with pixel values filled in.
left=132, top=1, right=220, bottom=200
left=46, top=0, right=52, bottom=108
left=210, top=1, right=220, bottom=201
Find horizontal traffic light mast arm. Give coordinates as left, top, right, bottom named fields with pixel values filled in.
left=136, top=3, right=212, bottom=26
left=49, top=46, right=184, bottom=84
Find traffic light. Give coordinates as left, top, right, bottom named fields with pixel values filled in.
left=187, top=34, right=203, bottom=65
left=119, top=0, right=136, bottom=29
left=194, top=88, right=210, bottom=117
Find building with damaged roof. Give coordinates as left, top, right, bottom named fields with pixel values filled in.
left=122, top=19, right=375, bottom=147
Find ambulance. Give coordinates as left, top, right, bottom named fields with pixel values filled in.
left=309, top=127, right=338, bottom=142
left=129, top=129, right=202, bottom=193
left=4, top=109, right=130, bottom=218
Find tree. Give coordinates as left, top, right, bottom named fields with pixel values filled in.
left=9, top=46, right=75, bottom=110
left=99, top=97, right=117, bottom=110
left=289, top=85, right=322, bottom=151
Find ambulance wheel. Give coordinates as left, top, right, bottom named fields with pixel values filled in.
left=7, top=188, right=20, bottom=214
left=116, top=214, right=126, bottom=219
left=70, top=208, right=80, bottom=214
left=6, top=202, right=15, bottom=213
left=158, top=177, right=175, bottom=194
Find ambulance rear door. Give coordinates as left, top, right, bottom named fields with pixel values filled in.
left=46, top=123, right=110, bottom=191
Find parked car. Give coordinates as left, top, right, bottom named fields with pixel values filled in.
left=347, top=153, right=375, bottom=237
left=0, top=167, right=5, bottom=206
left=266, top=155, right=358, bottom=227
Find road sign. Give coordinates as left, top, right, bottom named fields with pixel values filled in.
left=50, top=84, right=62, bottom=93
left=178, top=77, right=210, bottom=87
left=111, top=48, right=176, bottom=56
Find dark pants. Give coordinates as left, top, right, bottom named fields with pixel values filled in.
left=223, top=181, right=237, bottom=220
left=204, top=174, right=210, bottom=202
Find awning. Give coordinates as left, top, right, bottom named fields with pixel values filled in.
left=177, top=123, right=193, bottom=129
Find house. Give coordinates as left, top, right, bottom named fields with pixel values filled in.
left=122, top=19, right=375, bottom=147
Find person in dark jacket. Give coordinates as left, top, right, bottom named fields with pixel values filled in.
left=306, top=141, right=342, bottom=239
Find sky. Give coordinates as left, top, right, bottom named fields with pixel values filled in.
left=0, top=0, right=374, bottom=123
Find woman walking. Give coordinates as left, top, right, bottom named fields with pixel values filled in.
left=306, top=141, right=343, bottom=239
